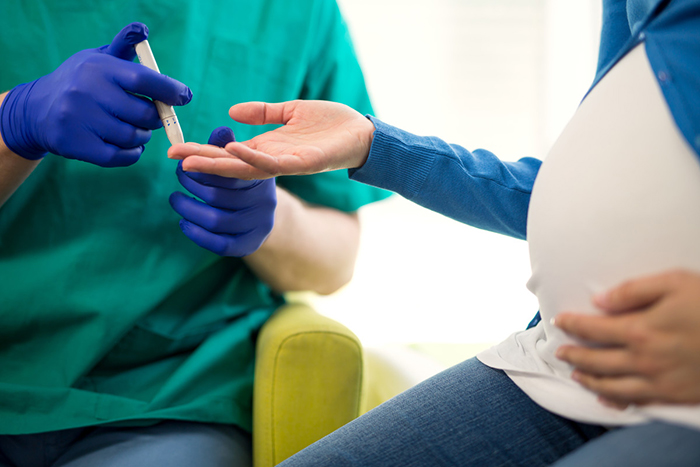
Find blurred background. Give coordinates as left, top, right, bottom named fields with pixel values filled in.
left=302, top=0, right=602, bottom=356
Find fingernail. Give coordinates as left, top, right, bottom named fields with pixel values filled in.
left=598, top=397, right=627, bottom=410
left=571, top=371, right=581, bottom=382
left=550, top=316, right=558, bottom=327
left=593, top=291, right=610, bottom=307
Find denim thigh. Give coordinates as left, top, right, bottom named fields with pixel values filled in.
left=0, top=421, right=251, bottom=467
left=280, top=357, right=606, bottom=467
left=552, top=421, right=700, bottom=467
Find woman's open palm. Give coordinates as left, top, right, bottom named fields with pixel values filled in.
left=168, top=100, right=376, bottom=179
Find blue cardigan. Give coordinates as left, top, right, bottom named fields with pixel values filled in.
left=351, top=0, right=700, bottom=241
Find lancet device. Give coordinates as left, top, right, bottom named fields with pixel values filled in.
left=135, top=40, right=185, bottom=145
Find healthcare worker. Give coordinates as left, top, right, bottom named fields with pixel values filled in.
left=0, top=1, right=390, bottom=465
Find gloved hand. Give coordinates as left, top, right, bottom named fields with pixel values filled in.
left=0, top=22, right=192, bottom=167
left=170, top=126, right=277, bottom=256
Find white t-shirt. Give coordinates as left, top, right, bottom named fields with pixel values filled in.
left=478, top=44, right=700, bottom=430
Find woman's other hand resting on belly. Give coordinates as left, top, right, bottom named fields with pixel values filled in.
left=554, top=269, right=700, bottom=408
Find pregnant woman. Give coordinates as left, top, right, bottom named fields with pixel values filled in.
left=169, top=0, right=700, bottom=465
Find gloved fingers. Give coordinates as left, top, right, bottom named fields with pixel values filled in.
left=176, top=166, right=275, bottom=210
left=110, top=93, right=163, bottom=130
left=170, top=191, right=274, bottom=235
left=177, top=218, right=264, bottom=257
left=60, top=136, right=143, bottom=167
left=176, top=160, right=259, bottom=190
left=175, top=168, right=226, bottom=207
left=103, top=22, right=149, bottom=61
left=184, top=126, right=261, bottom=188
left=90, top=117, right=152, bottom=149
left=208, top=126, right=236, bottom=147
left=113, top=59, right=192, bottom=107
left=170, top=191, right=240, bottom=233
left=97, top=146, right=144, bottom=167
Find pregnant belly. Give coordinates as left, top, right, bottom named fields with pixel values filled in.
left=525, top=44, right=700, bottom=375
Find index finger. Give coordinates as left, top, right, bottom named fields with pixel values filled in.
left=168, top=142, right=275, bottom=179
left=168, top=142, right=230, bottom=160
left=228, top=101, right=296, bottom=126
left=182, top=156, right=275, bottom=180
left=113, top=59, right=192, bottom=106
left=594, top=271, right=678, bottom=314
left=554, top=313, right=631, bottom=346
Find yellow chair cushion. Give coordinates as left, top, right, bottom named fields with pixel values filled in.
left=253, top=303, right=364, bottom=466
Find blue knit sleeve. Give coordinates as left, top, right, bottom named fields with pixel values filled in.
left=349, top=117, right=541, bottom=240
left=597, top=0, right=632, bottom=74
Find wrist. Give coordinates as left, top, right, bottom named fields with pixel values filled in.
left=0, top=92, right=42, bottom=207
left=355, top=114, right=376, bottom=168
left=251, top=186, right=296, bottom=255
left=0, top=83, right=47, bottom=160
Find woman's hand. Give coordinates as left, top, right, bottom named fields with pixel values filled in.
left=554, top=269, right=700, bottom=408
left=167, top=100, right=376, bottom=179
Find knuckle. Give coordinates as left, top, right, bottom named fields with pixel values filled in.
left=201, top=210, right=224, bottom=233
left=625, top=322, right=651, bottom=346
left=53, top=99, right=79, bottom=125
left=63, top=84, right=86, bottom=100
left=123, top=69, right=146, bottom=91
left=672, top=380, right=700, bottom=403
left=210, top=242, right=228, bottom=257
left=207, top=192, right=229, bottom=208
left=72, top=57, right=93, bottom=75
left=98, top=146, right=121, bottom=166
left=141, top=129, right=152, bottom=144
left=573, top=350, right=594, bottom=368
left=198, top=233, right=230, bottom=257
left=217, top=238, right=237, bottom=257
left=125, top=127, right=146, bottom=147
left=193, top=188, right=216, bottom=206
left=632, top=356, right=658, bottom=376
left=611, top=281, right=635, bottom=304
left=575, top=372, right=597, bottom=389
left=73, top=57, right=106, bottom=82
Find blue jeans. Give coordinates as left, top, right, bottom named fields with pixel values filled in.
left=280, top=358, right=700, bottom=466
left=0, top=421, right=250, bottom=467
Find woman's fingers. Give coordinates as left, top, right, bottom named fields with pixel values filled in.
left=228, top=101, right=296, bottom=126
left=554, top=313, right=632, bottom=346
left=593, top=271, right=676, bottom=314
left=168, top=142, right=273, bottom=179
left=181, top=155, right=275, bottom=180
left=168, top=142, right=229, bottom=160
left=571, top=372, right=655, bottom=406
left=556, top=346, right=637, bottom=376
left=169, top=140, right=327, bottom=178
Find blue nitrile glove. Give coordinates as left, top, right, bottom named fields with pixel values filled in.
left=170, top=126, right=277, bottom=256
left=0, top=22, right=192, bottom=167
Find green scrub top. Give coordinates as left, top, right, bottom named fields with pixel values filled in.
left=0, top=0, right=390, bottom=435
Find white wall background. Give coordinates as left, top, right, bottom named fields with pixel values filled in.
left=306, top=0, right=602, bottom=347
